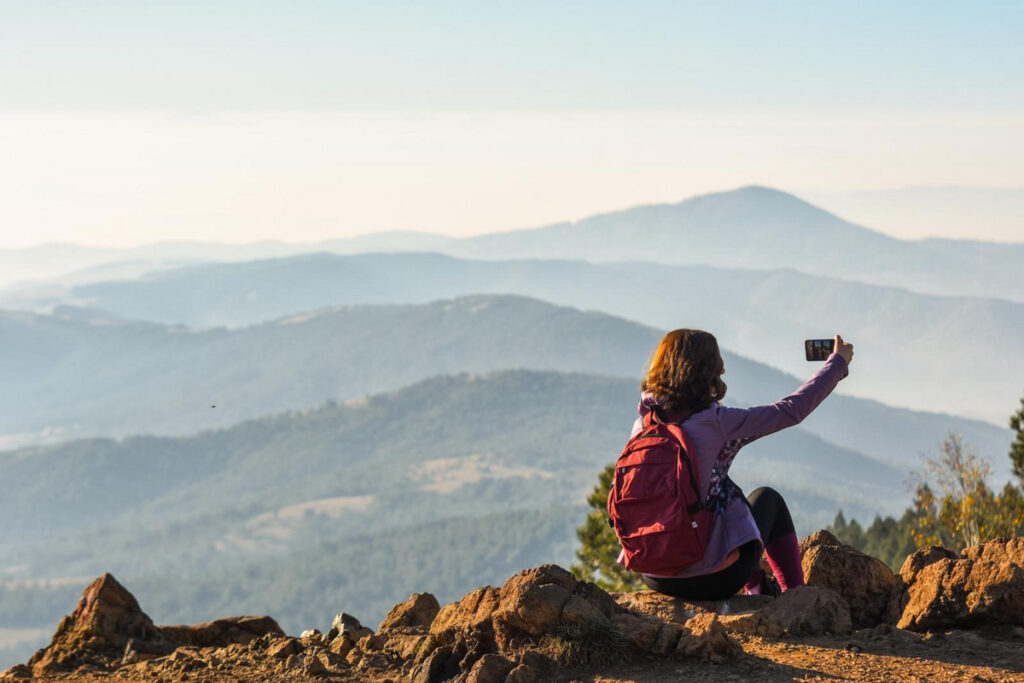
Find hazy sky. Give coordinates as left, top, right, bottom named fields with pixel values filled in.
left=1, top=1, right=1021, bottom=247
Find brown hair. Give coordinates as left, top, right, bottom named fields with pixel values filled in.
left=641, top=329, right=726, bottom=416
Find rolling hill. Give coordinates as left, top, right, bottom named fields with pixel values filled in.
left=0, top=295, right=1009, bottom=475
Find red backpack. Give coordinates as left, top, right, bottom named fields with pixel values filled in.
left=606, top=409, right=712, bottom=575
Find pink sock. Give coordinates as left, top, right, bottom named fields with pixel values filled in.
left=743, top=567, right=764, bottom=595
left=764, top=532, right=804, bottom=591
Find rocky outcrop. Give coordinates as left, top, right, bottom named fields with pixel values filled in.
left=801, top=529, right=901, bottom=628
left=27, top=573, right=175, bottom=676
left=402, top=564, right=750, bottom=680
left=11, top=534, right=1024, bottom=682
left=897, top=538, right=1024, bottom=632
left=22, top=573, right=285, bottom=679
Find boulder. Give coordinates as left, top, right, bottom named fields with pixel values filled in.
left=492, top=565, right=576, bottom=636
left=800, top=530, right=901, bottom=628
left=27, top=573, right=174, bottom=676
left=899, top=546, right=959, bottom=586
left=756, top=585, right=852, bottom=636
left=897, top=556, right=1024, bottom=631
left=379, top=593, right=441, bottom=633
left=431, top=587, right=501, bottom=635
left=378, top=592, right=442, bottom=661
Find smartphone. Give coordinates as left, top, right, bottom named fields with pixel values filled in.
left=804, top=339, right=833, bottom=362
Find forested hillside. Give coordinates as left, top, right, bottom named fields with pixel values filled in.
left=0, top=296, right=1009, bottom=476
left=0, top=370, right=904, bottom=667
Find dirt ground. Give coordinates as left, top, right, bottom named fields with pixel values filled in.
left=590, top=630, right=1024, bottom=683
left=21, top=629, right=1024, bottom=682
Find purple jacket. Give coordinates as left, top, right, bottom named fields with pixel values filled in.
left=625, top=352, right=850, bottom=578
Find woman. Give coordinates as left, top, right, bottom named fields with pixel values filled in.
left=628, top=329, right=853, bottom=600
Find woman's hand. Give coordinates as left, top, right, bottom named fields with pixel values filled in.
left=833, top=334, right=854, bottom=365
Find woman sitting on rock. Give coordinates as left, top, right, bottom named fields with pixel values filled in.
left=623, top=329, right=853, bottom=600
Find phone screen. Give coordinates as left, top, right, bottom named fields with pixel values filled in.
left=805, top=339, right=833, bottom=361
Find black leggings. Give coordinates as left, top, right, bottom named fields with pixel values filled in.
left=641, top=486, right=795, bottom=600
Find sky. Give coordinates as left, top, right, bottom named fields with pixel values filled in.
left=0, top=1, right=1021, bottom=247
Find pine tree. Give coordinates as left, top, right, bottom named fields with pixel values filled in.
left=1010, top=395, right=1024, bottom=483
left=572, top=464, right=644, bottom=591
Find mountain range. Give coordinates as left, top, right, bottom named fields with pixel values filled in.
left=3, top=187, right=1021, bottom=302
left=23, top=250, right=1023, bottom=423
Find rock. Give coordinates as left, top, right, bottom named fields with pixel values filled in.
left=611, top=612, right=661, bottom=651
left=0, top=665, right=31, bottom=679
left=379, top=593, right=441, bottom=632
left=382, top=632, right=431, bottom=660
left=303, top=653, right=328, bottom=676
left=120, top=638, right=169, bottom=665
left=300, top=628, right=321, bottom=639
left=267, top=637, right=302, bottom=659
left=649, top=623, right=685, bottom=656
left=465, top=653, right=514, bottom=683
left=411, top=644, right=460, bottom=683
left=27, top=573, right=173, bottom=676
left=378, top=592, right=442, bottom=661
left=899, top=546, right=959, bottom=586
left=677, top=613, right=743, bottom=663
left=505, top=663, right=542, bottom=682
left=897, top=556, right=1024, bottom=631
left=492, top=565, right=575, bottom=635
left=160, top=616, right=284, bottom=647
left=358, top=633, right=385, bottom=651
left=329, top=634, right=355, bottom=657
left=718, top=594, right=775, bottom=615
left=611, top=591, right=700, bottom=624
left=757, top=585, right=852, bottom=635
left=570, top=580, right=623, bottom=619
left=517, top=651, right=554, bottom=673
left=800, top=529, right=841, bottom=550
left=561, top=594, right=607, bottom=625
left=961, top=537, right=1024, bottom=568
left=332, top=612, right=374, bottom=641
left=718, top=612, right=784, bottom=638
left=431, top=587, right=502, bottom=635
left=801, top=530, right=901, bottom=628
